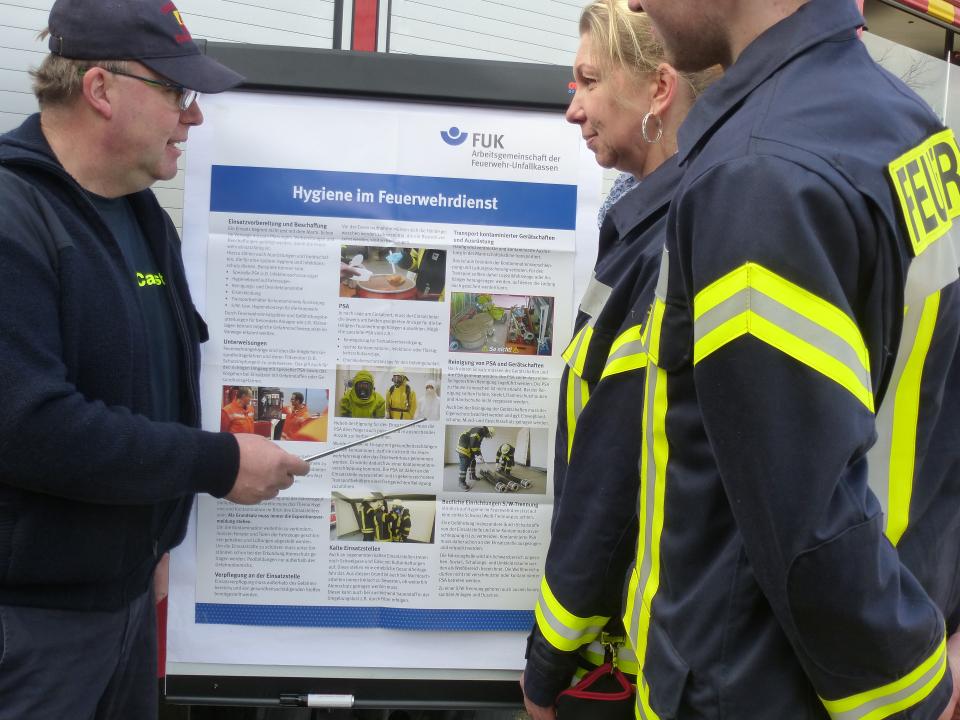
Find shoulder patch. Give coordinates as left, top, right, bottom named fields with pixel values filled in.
left=888, top=128, right=960, bottom=257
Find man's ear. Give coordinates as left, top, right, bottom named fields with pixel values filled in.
left=649, top=62, right=680, bottom=117
left=80, top=67, right=113, bottom=119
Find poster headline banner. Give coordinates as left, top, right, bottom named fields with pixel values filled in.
left=210, top=165, right=578, bottom=230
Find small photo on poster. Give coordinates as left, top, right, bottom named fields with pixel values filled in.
left=330, top=492, right=437, bottom=543
left=339, top=245, right=446, bottom=301
left=219, top=385, right=329, bottom=442
left=449, top=292, right=554, bottom=356
left=334, top=366, right=443, bottom=421
left=442, top=424, right=549, bottom=496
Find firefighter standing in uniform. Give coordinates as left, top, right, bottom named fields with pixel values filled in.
left=373, top=502, right=389, bottom=542
left=386, top=369, right=417, bottom=420
left=394, top=502, right=412, bottom=543
left=280, top=391, right=310, bottom=439
left=520, top=3, right=718, bottom=715
left=456, top=426, right=494, bottom=490
left=382, top=503, right=398, bottom=542
left=602, top=0, right=960, bottom=719
left=220, top=387, right=255, bottom=434
left=339, top=369, right=385, bottom=418
left=359, top=500, right=376, bottom=541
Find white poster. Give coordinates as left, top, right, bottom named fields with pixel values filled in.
left=169, top=90, right=601, bottom=672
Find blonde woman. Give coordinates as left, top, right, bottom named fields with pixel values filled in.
left=521, top=2, right=716, bottom=717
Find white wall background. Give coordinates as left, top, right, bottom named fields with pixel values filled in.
left=387, top=0, right=579, bottom=64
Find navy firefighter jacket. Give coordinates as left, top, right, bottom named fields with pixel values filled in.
left=524, top=157, right=684, bottom=707
left=623, top=1, right=960, bottom=719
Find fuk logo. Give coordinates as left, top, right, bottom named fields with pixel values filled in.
left=441, top=127, right=469, bottom=146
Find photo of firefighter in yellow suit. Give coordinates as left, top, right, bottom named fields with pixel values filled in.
left=386, top=368, right=417, bottom=420
left=337, top=369, right=385, bottom=418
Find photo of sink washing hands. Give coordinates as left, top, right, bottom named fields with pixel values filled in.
left=442, top=425, right=548, bottom=496
left=340, top=244, right=446, bottom=301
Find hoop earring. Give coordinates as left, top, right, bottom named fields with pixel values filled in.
left=641, top=111, right=663, bottom=144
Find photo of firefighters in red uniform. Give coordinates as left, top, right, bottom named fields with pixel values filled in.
left=220, top=386, right=329, bottom=441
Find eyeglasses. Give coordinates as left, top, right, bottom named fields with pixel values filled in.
left=95, top=68, right=199, bottom=111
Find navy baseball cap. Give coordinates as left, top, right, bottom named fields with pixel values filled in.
left=47, top=0, right=244, bottom=93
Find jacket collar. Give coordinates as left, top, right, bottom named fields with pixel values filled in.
left=677, top=0, right=865, bottom=164
left=606, top=153, right=683, bottom=238
left=0, top=113, right=62, bottom=168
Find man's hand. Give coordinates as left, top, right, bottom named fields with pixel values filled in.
left=937, top=631, right=960, bottom=720
left=520, top=671, right=557, bottom=720
left=227, top=433, right=311, bottom=504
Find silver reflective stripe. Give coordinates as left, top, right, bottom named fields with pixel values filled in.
left=824, top=645, right=946, bottom=720
left=903, top=227, right=960, bottom=307
left=867, top=301, right=925, bottom=519
left=535, top=590, right=606, bottom=646
left=636, top=681, right=654, bottom=720
left=564, top=326, right=590, bottom=371
left=868, top=227, right=960, bottom=520
left=628, top=363, right=660, bottom=645
left=655, top=250, right=670, bottom=301
left=605, top=337, right=645, bottom=367
left=572, top=374, right=588, bottom=421
left=579, top=273, right=614, bottom=321
left=694, top=287, right=871, bottom=394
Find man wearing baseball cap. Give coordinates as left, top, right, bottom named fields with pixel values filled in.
left=0, top=1, right=310, bottom=718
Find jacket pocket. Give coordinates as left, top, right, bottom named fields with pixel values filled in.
left=644, top=617, right=691, bottom=719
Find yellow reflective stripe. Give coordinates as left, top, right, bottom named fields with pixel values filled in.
left=884, top=291, right=940, bottom=546
left=696, top=311, right=875, bottom=412
left=868, top=222, right=957, bottom=535
left=561, top=328, right=583, bottom=364
left=565, top=371, right=590, bottom=462
left=602, top=325, right=648, bottom=379
left=602, top=352, right=648, bottom=379
left=693, top=263, right=874, bottom=412
left=647, top=299, right=666, bottom=366
left=610, top=324, right=643, bottom=356
left=578, top=638, right=640, bottom=676
left=695, top=264, right=870, bottom=370
left=624, top=362, right=670, bottom=720
left=534, top=576, right=609, bottom=652
left=563, top=324, right=594, bottom=376
left=573, top=325, right=593, bottom=376
left=820, top=635, right=947, bottom=720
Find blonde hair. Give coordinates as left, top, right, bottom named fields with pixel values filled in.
left=579, top=0, right=717, bottom=99
left=30, top=30, right=129, bottom=108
